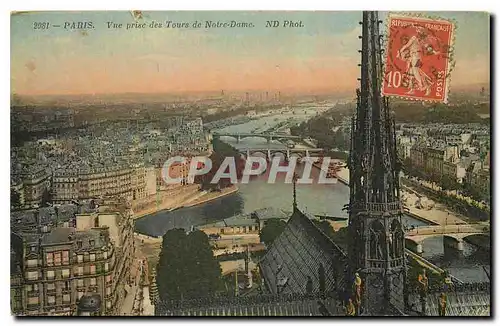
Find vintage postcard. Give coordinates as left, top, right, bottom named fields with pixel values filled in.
left=10, top=11, right=490, bottom=317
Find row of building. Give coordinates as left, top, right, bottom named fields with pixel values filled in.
left=397, top=127, right=490, bottom=200
left=10, top=200, right=135, bottom=316
left=11, top=159, right=199, bottom=208
left=11, top=116, right=210, bottom=209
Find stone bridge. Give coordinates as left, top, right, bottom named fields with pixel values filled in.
left=240, top=147, right=325, bottom=161
left=405, top=224, right=490, bottom=253
left=213, top=132, right=302, bottom=144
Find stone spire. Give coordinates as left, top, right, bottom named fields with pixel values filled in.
left=347, top=11, right=406, bottom=315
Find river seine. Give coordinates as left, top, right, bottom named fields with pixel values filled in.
left=135, top=107, right=490, bottom=282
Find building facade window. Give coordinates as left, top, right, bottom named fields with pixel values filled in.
left=90, top=265, right=96, bottom=275
left=27, top=271, right=38, bottom=280
left=90, top=253, right=96, bottom=262
left=46, top=253, right=54, bottom=266
left=46, top=283, right=55, bottom=291
left=62, top=251, right=69, bottom=265
left=63, top=294, right=70, bottom=303
left=77, top=255, right=83, bottom=263
left=54, top=252, right=61, bottom=266
left=25, top=284, right=39, bottom=292
left=28, top=296, right=39, bottom=305
left=62, top=269, right=70, bottom=278
left=47, top=296, right=55, bottom=305
left=46, top=270, right=55, bottom=279
left=78, top=291, right=84, bottom=300
left=90, top=278, right=96, bottom=286
left=27, top=259, right=38, bottom=267
left=77, top=266, right=83, bottom=276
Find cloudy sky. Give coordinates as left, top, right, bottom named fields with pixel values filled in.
left=11, top=11, right=490, bottom=95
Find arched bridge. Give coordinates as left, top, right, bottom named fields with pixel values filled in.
left=213, top=132, right=302, bottom=144
left=405, top=224, right=490, bottom=253
left=240, top=147, right=325, bottom=161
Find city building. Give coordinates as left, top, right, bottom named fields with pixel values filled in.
left=396, top=135, right=415, bottom=160
left=11, top=177, right=25, bottom=209
left=197, top=215, right=260, bottom=236
left=52, top=164, right=140, bottom=204
left=410, top=144, right=459, bottom=180
left=12, top=166, right=51, bottom=208
left=464, top=161, right=490, bottom=200
left=10, top=202, right=135, bottom=316
left=197, top=207, right=289, bottom=237
left=442, top=160, right=467, bottom=184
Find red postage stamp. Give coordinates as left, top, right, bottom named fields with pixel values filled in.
left=382, top=15, right=455, bottom=103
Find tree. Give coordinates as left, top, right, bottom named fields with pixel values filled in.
left=156, top=229, right=222, bottom=301
left=184, top=231, right=222, bottom=297
left=440, top=175, right=459, bottom=191
left=157, top=229, right=188, bottom=300
left=259, top=219, right=286, bottom=246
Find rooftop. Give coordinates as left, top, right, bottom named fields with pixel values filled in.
left=41, top=227, right=74, bottom=246
left=252, top=207, right=289, bottom=221
left=259, top=207, right=348, bottom=296
left=160, top=293, right=343, bottom=316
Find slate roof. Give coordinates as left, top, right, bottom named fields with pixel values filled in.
left=40, top=227, right=74, bottom=246
left=259, top=207, right=348, bottom=296
left=71, top=228, right=109, bottom=252
left=407, top=283, right=491, bottom=316
left=11, top=202, right=99, bottom=235
left=161, top=293, right=344, bottom=316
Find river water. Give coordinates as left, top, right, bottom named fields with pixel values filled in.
left=134, top=108, right=490, bottom=283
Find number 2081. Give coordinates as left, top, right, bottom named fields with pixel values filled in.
left=33, top=22, right=50, bottom=29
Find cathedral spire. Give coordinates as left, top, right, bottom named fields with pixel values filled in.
left=347, top=11, right=406, bottom=315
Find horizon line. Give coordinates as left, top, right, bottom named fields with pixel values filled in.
left=12, top=82, right=489, bottom=99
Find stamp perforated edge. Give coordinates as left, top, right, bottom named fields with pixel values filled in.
left=381, top=12, right=457, bottom=104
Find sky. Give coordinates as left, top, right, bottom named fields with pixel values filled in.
left=11, top=11, right=490, bottom=96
